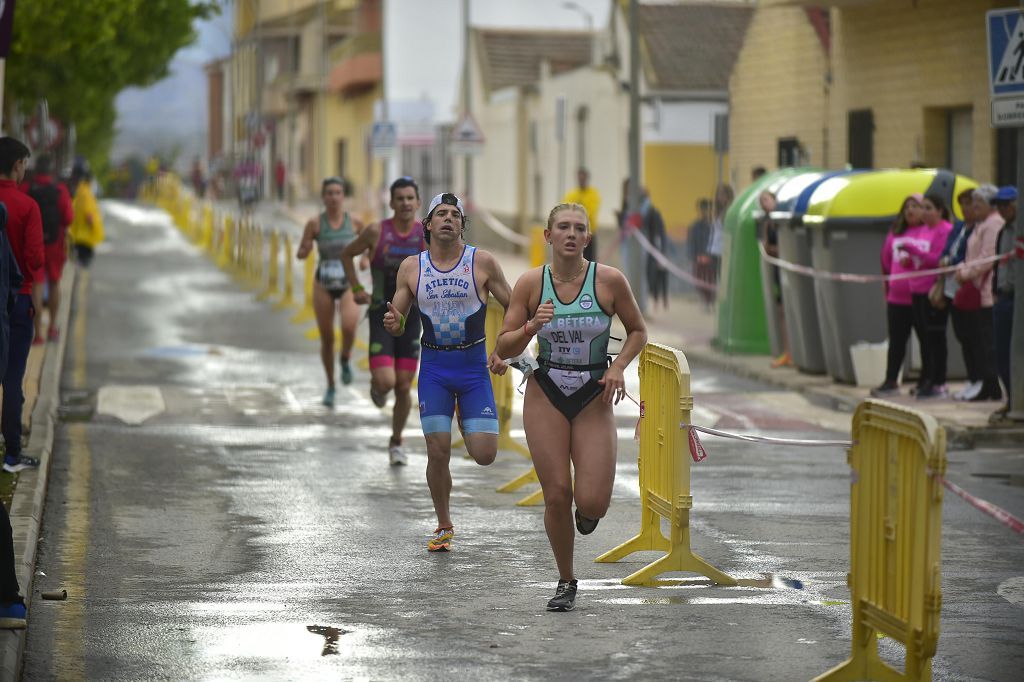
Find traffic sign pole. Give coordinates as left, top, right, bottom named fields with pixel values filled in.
left=1012, top=115, right=1024, bottom=419
left=990, top=4, right=1024, bottom=418
left=1013, top=3, right=1024, bottom=419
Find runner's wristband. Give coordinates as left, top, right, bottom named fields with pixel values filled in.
left=351, top=283, right=365, bottom=293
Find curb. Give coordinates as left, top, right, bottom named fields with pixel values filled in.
left=0, top=266, right=76, bottom=681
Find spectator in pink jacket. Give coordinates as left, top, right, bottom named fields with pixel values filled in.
left=900, top=193, right=953, bottom=399
left=954, top=185, right=1004, bottom=401
left=872, top=194, right=924, bottom=397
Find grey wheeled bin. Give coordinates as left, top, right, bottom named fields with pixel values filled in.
left=803, top=168, right=972, bottom=384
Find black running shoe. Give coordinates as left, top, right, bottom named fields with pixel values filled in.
left=870, top=381, right=899, bottom=398
left=547, top=579, right=578, bottom=612
left=575, top=509, right=599, bottom=535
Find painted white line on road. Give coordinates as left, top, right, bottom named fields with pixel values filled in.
left=97, top=385, right=166, bottom=425
left=702, top=400, right=756, bottom=431
left=282, top=387, right=303, bottom=413
left=102, top=200, right=173, bottom=226
left=997, top=576, right=1024, bottom=606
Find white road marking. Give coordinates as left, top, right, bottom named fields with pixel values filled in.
left=997, top=576, right=1024, bottom=606
left=97, top=385, right=166, bottom=425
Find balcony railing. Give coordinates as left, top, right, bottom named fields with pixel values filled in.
left=327, top=31, right=382, bottom=96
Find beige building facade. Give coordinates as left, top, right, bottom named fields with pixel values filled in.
left=212, top=0, right=383, bottom=212
left=466, top=2, right=752, bottom=243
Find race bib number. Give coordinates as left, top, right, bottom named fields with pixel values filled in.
left=319, top=259, right=348, bottom=291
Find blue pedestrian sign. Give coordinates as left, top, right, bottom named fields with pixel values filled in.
left=988, top=8, right=1024, bottom=96
left=370, top=121, right=397, bottom=158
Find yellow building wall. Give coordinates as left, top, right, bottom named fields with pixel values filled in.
left=728, top=5, right=829, bottom=188
left=644, top=144, right=724, bottom=241
left=732, top=0, right=1004, bottom=185
left=830, top=0, right=1002, bottom=179
left=324, top=84, right=382, bottom=222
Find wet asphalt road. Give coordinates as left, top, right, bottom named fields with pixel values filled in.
left=20, top=203, right=1024, bottom=680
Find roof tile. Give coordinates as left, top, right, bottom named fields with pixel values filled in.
left=639, top=2, right=753, bottom=91
left=477, top=29, right=593, bottom=94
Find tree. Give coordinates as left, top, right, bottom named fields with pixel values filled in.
left=6, top=0, right=218, bottom=164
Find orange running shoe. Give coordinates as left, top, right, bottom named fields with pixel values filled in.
left=427, top=526, right=454, bottom=552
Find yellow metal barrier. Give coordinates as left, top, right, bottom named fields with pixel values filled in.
left=595, top=343, right=735, bottom=586
left=453, top=300, right=530, bottom=441
left=241, top=223, right=261, bottom=289
left=180, top=195, right=193, bottom=236
left=274, top=235, right=298, bottom=311
left=529, top=225, right=547, bottom=268
left=199, top=204, right=214, bottom=250
left=253, top=228, right=265, bottom=287
left=451, top=299, right=540, bottom=505
left=257, top=230, right=280, bottom=301
left=235, top=219, right=248, bottom=276
left=815, top=400, right=945, bottom=682
left=209, top=212, right=224, bottom=258
left=217, top=215, right=235, bottom=269
left=291, top=255, right=316, bottom=324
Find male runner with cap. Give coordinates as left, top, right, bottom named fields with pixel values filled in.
left=383, top=192, right=512, bottom=552
left=341, top=177, right=426, bottom=466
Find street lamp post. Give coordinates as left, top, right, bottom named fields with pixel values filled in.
left=462, top=0, right=472, bottom=202
left=626, top=0, right=646, bottom=314
left=562, top=2, right=595, bottom=65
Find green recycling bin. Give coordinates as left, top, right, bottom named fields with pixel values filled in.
left=757, top=170, right=827, bottom=364
left=716, top=167, right=806, bottom=354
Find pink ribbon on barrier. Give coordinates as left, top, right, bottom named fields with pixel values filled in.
left=937, top=475, right=1024, bottom=535
left=625, top=389, right=1023, bottom=534
left=631, top=228, right=719, bottom=292
left=597, top=224, right=630, bottom=265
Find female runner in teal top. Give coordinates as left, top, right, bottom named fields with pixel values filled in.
left=297, top=177, right=366, bottom=406
left=496, top=202, right=647, bottom=613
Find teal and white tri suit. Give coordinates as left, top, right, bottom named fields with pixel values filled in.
left=315, top=211, right=356, bottom=298
left=534, top=262, right=612, bottom=421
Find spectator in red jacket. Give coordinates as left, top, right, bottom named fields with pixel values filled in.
left=0, top=136, right=44, bottom=473
left=25, top=154, right=73, bottom=343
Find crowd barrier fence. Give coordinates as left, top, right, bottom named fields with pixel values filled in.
left=595, top=342, right=736, bottom=586
left=815, top=399, right=945, bottom=682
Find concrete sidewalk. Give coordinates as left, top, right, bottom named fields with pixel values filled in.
left=0, top=268, right=74, bottom=680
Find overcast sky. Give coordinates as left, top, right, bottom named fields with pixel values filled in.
left=113, top=0, right=610, bottom=160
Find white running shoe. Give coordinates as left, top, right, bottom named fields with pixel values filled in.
left=388, top=444, right=407, bottom=466
left=956, top=381, right=983, bottom=401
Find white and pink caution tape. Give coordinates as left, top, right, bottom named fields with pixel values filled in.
left=757, top=237, right=1024, bottom=284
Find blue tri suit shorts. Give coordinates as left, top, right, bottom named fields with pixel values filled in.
left=417, top=343, right=499, bottom=435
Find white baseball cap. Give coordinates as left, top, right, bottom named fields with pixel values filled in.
left=426, top=192, right=465, bottom=219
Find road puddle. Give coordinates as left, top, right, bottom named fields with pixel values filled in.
left=307, top=624, right=349, bottom=656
